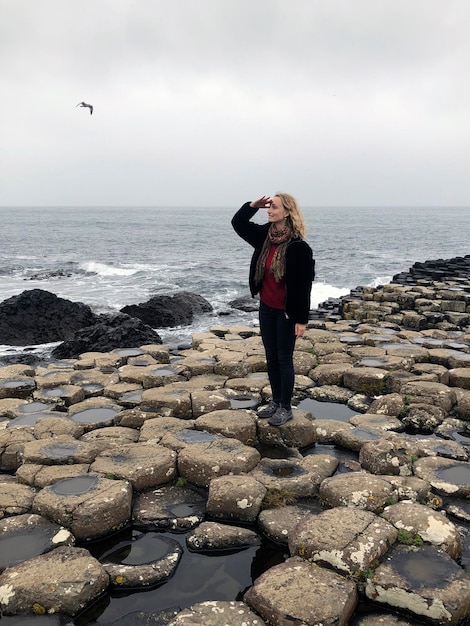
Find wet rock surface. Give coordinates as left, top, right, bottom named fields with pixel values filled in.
left=2, top=265, right=470, bottom=622
left=120, top=291, right=213, bottom=328
left=0, top=545, right=109, bottom=616
left=51, top=313, right=162, bottom=359
left=0, top=290, right=96, bottom=346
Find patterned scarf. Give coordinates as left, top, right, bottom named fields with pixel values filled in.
left=254, top=222, right=294, bottom=286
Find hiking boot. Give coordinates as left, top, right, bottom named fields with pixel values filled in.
left=268, top=406, right=293, bottom=426
left=257, top=401, right=279, bottom=419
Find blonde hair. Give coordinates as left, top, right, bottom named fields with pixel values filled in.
left=275, top=192, right=306, bottom=238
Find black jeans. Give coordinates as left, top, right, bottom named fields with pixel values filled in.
left=259, top=300, right=296, bottom=409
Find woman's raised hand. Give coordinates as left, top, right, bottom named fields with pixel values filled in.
left=250, top=196, right=272, bottom=209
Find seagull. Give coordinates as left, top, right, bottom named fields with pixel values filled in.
left=76, top=101, right=93, bottom=115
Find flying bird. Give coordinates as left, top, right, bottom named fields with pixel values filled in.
left=76, top=101, right=93, bottom=115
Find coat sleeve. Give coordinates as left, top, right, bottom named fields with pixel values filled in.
left=286, top=242, right=315, bottom=324
left=231, top=202, right=266, bottom=248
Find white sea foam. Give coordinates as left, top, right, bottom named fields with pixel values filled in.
left=368, top=275, right=393, bottom=288
left=310, top=282, right=350, bottom=308
left=80, top=261, right=139, bottom=277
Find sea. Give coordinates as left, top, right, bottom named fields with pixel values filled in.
left=1, top=204, right=470, bottom=357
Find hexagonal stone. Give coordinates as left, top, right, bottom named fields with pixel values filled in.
left=133, top=483, right=206, bottom=532
left=90, top=443, right=177, bottom=490
left=310, top=363, right=355, bottom=386
left=413, top=456, right=470, bottom=497
left=365, top=544, right=470, bottom=625
left=206, top=475, right=266, bottom=523
left=186, top=521, right=260, bottom=552
left=381, top=501, right=461, bottom=560
left=244, top=556, right=358, bottom=625
left=400, top=381, right=456, bottom=412
left=80, top=426, right=139, bottom=452
left=20, top=435, right=100, bottom=465
left=0, top=545, right=109, bottom=616
left=0, top=377, right=36, bottom=400
left=249, top=457, right=317, bottom=500
left=336, top=426, right=384, bottom=452
left=449, top=368, right=470, bottom=390
left=190, top=389, right=231, bottom=418
left=32, top=474, right=132, bottom=540
left=33, top=416, right=85, bottom=439
left=214, top=356, right=252, bottom=378
left=0, top=481, right=37, bottom=519
left=343, top=367, right=388, bottom=396
left=194, top=409, right=256, bottom=446
left=349, top=413, right=404, bottom=432
left=429, top=348, right=470, bottom=368
left=168, top=601, right=267, bottom=626
left=67, top=398, right=121, bottom=431
left=141, top=365, right=187, bottom=389
left=178, top=438, right=260, bottom=488
left=0, top=513, right=75, bottom=572
left=16, top=463, right=91, bottom=488
left=225, top=375, right=269, bottom=393
left=33, top=385, right=85, bottom=407
left=0, top=429, right=35, bottom=471
left=384, top=344, right=429, bottom=362
left=319, top=472, right=397, bottom=512
left=141, top=387, right=192, bottom=418
left=289, top=507, right=397, bottom=575
left=101, top=531, right=183, bottom=589
left=178, top=355, right=217, bottom=377
left=257, top=408, right=316, bottom=450
left=258, top=502, right=322, bottom=545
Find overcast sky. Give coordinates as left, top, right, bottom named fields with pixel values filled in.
left=1, top=0, right=470, bottom=207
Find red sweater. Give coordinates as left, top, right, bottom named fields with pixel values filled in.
left=260, top=244, right=286, bottom=310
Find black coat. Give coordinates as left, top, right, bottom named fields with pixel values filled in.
left=232, top=202, right=315, bottom=324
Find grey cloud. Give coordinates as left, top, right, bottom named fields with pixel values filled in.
left=1, top=0, right=470, bottom=206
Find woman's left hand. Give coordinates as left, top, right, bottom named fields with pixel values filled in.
left=295, top=323, right=306, bottom=337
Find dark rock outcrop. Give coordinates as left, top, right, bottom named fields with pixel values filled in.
left=51, top=313, right=162, bottom=359
left=120, top=291, right=213, bottom=328
left=0, top=290, right=96, bottom=346
left=228, top=294, right=259, bottom=313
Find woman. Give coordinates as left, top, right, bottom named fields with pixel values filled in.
left=232, top=193, right=315, bottom=426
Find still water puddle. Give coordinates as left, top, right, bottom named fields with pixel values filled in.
left=41, top=388, right=67, bottom=398
left=82, top=384, right=104, bottom=394
left=1, top=379, right=35, bottom=390
left=177, top=429, right=218, bottom=444
left=297, top=398, right=358, bottom=423
left=51, top=474, right=99, bottom=496
left=43, top=443, right=79, bottom=460
left=349, top=428, right=382, bottom=441
left=17, top=402, right=52, bottom=414
left=271, top=466, right=296, bottom=477
left=393, top=546, right=457, bottom=587
left=148, top=368, right=177, bottom=377
left=7, top=412, right=54, bottom=428
left=436, top=464, right=470, bottom=486
left=120, top=390, right=143, bottom=404
left=169, top=503, right=201, bottom=517
left=100, top=532, right=180, bottom=566
left=0, top=530, right=55, bottom=569
left=358, top=358, right=388, bottom=367
left=69, top=407, right=118, bottom=425
left=230, top=395, right=258, bottom=409
left=114, top=349, right=145, bottom=357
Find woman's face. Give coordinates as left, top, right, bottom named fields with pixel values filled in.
left=267, top=196, right=288, bottom=226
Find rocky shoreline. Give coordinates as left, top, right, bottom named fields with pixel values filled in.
left=1, top=257, right=470, bottom=624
